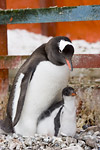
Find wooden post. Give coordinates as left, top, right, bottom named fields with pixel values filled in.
left=0, top=0, right=8, bottom=119
left=40, top=0, right=56, bottom=36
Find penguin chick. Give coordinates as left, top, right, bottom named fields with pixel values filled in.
left=58, top=87, right=77, bottom=137
left=1, top=36, right=74, bottom=136
left=37, top=87, right=77, bottom=137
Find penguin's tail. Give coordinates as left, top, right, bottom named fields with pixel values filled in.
left=0, top=117, right=14, bottom=134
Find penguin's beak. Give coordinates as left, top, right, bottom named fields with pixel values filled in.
left=65, top=59, right=73, bottom=71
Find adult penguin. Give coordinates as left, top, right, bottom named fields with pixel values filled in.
left=1, top=36, right=74, bottom=136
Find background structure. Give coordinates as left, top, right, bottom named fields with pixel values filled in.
left=7, top=0, right=100, bottom=42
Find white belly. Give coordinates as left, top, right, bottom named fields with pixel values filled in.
left=14, top=61, right=69, bottom=136
left=59, top=100, right=76, bottom=137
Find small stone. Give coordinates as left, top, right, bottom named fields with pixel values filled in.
left=43, top=136, right=52, bottom=143
left=87, top=130, right=94, bottom=135
left=62, top=136, right=66, bottom=141
left=69, top=143, right=77, bottom=147
left=83, top=135, right=92, bottom=140
left=98, top=147, right=100, bottom=150
left=84, top=145, right=91, bottom=150
left=66, top=137, right=77, bottom=145
left=6, top=134, right=12, bottom=141
left=61, top=143, right=66, bottom=148
left=52, top=136, right=62, bottom=144
left=43, top=137, right=49, bottom=143
left=24, top=137, right=32, bottom=146
left=46, top=147, right=52, bottom=150
left=8, top=141, right=16, bottom=149
left=12, top=133, right=19, bottom=138
left=54, top=142, right=60, bottom=147
left=86, top=138, right=96, bottom=148
left=94, top=131, right=100, bottom=136
left=16, top=144, right=22, bottom=150
left=65, top=144, right=83, bottom=150
left=82, top=125, right=89, bottom=130
left=78, top=140, right=85, bottom=147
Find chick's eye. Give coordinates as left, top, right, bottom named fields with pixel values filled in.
left=59, top=49, right=62, bottom=53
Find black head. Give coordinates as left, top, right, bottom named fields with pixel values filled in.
left=45, top=36, right=74, bottom=71
left=62, top=86, right=76, bottom=97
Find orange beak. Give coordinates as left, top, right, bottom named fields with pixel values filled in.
left=71, top=92, right=77, bottom=96
left=65, top=59, right=73, bottom=71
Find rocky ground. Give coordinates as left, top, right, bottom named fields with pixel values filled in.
left=0, top=69, right=100, bottom=150
left=0, top=126, right=100, bottom=150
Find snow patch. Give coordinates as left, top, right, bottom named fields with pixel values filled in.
left=73, top=40, right=100, bottom=54
left=7, top=29, right=52, bottom=55
left=7, top=29, right=100, bottom=55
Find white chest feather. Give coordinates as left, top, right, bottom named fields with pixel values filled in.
left=59, top=97, right=76, bottom=137
left=14, top=61, right=69, bottom=136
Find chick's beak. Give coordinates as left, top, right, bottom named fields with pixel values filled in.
left=65, top=59, right=73, bottom=71
left=71, top=92, right=77, bottom=96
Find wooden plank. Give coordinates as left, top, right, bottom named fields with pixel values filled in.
left=0, top=0, right=8, bottom=119
left=40, top=0, right=56, bottom=36
left=0, top=0, right=7, bottom=54
left=73, top=54, right=100, bottom=68
left=0, top=56, right=27, bottom=69
left=0, top=0, right=6, bottom=9
left=0, top=54, right=100, bottom=69
left=0, top=5, right=100, bottom=24
left=0, top=25, right=7, bottom=54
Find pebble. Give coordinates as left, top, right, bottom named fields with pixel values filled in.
left=78, top=140, right=85, bottom=147
left=86, top=138, right=96, bottom=148
left=65, top=144, right=84, bottom=150
left=94, top=131, right=100, bottom=136
left=0, top=126, right=100, bottom=150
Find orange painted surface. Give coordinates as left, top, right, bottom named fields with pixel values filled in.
left=56, top=0, right=100, bottom=7
left=7, top=0, right=41, bottom=33
left=6, top=0, right=100, bottom=42
left=56, top=21, right=100, bottom=42
left=56, top=0, right=100, bottom=42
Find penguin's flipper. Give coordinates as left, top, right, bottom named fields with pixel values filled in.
left=12, top=71, right=33, bottom=127
left=10, top=44, right=47, bottom=127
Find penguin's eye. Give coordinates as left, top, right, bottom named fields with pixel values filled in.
left=59, top=49, right=62, bottom=53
